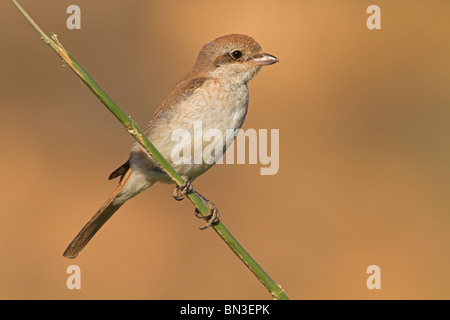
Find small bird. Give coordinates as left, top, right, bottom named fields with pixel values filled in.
left=63, top=34, right=278, bottom=259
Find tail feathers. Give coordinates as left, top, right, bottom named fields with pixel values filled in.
left=109, top=160, right=130, bottom=181
left=63, top=168, right=132, bottom=259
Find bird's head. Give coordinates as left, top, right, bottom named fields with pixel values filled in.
left=193, top=34, right=278, bottom=84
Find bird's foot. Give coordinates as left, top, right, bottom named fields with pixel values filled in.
left=172, top=176, right=193, bottom=201
left=193, top=191, right=220, bottom=230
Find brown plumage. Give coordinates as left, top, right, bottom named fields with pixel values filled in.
left=63, top=34, right=278, bottom=259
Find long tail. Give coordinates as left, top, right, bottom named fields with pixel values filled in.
left=63, top=167, right=132, bottom=259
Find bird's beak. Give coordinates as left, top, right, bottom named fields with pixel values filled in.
left=250, top=53, right=279, bottom=65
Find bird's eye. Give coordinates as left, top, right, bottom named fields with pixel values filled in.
left=230, top=50, right=243, bottom=60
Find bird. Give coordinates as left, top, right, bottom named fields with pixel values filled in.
left=63, top=34, right=278, bottom=259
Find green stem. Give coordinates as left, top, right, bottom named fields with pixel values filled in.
left=12, top=0, right=288, bottom=300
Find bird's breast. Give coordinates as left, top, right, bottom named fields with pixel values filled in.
left=188, top=79, right=249, bottom=131
left=154, top=79, right=249, bottom=141
left=131, top=79, right=250, bottom=181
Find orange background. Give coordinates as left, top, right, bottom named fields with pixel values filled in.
left=1, top=0, right=449, bottom=299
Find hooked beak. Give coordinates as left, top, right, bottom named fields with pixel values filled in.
left=250, top=52, right=279, bottom=65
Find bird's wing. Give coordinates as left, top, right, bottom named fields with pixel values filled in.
left=144, top=76, right=210, bottom=133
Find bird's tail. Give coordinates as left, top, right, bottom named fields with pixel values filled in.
left=63, top=167, right=132, bottom=259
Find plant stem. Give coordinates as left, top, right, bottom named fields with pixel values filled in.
left=11, top=0, right=289, bottom=300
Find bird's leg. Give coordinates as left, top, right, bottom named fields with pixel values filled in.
left=172, top=177, right=219, bottom=229
left=172, top=176, right=193, bottom=201
left=193, top=190, right=220, bottom=230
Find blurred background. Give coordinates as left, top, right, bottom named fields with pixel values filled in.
left=1, top=0, right=449, bottom=299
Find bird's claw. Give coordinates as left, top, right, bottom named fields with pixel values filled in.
left=195, top=200, right=220, bottom=230
left=172, top=176, right=193, bottom=201
left=173, top=180, right=220, bottom=229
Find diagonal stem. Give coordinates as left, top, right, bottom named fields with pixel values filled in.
left=11, top=0, right=289, bottom=300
